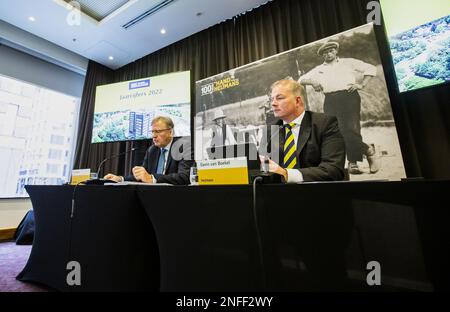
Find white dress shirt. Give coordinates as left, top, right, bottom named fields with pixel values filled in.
left=300, top=58, right=376, bottom=93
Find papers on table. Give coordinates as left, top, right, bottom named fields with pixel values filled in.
left=104, top=181, right=173, bottom=186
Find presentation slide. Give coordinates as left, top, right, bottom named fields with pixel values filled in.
left=92, top=71, right=191, bottom=143
left=380, top=0, right=450, bottom=92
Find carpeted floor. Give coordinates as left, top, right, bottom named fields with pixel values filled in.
left=0, top=241, right=49, bottom=292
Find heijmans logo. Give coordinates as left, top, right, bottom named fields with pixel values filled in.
left=129, top=79, right=150, bottom=90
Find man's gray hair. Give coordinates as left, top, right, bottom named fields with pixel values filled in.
left=270, top=79, right=305, bottom=98
left=151, top=116, right=174, bottom=129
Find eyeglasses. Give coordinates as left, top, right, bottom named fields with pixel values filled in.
left=151, top=128, right=172, bottom=135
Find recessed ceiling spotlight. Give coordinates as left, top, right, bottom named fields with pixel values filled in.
left=108, top=56, right=114, bottom=61
left=160, top=28, right=166, bottom=34
left=28, top=16, right=36, bottom=22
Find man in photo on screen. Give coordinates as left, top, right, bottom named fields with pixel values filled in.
left=209, top=108, right=237, bottom=148
left=299, top=41, right=381, bottom=175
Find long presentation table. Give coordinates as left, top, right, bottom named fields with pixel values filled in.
left=18, top=180, right=450, bottom=291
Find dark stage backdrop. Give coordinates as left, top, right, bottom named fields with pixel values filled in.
left=74, top=0, right=449, bottom=179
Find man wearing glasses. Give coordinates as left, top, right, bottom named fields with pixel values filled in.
left=104, top=116, right=192, bottom=185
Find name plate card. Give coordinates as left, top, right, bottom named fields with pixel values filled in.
left=197, top=157, right=249, bottom=185
left=70, top=169, right=91, bottom=185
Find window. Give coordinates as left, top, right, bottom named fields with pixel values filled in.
left=0, top=74, right=80, bottom=198
left=50, top=135, right=64, bottom=145
left=48, top=149, right=63, bottom=160
left=46, top=164, right=61, bottom=174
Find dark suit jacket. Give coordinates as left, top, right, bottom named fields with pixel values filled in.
left=263, top=111, right=346, bottom=182
left=125, top=136, right=193, bottom=185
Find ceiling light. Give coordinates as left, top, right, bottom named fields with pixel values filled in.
left=28, top=16, right=36, bottom=22
left=160, top=28, right=166, bottom=34
left=108, top=56, right=114, bottom=61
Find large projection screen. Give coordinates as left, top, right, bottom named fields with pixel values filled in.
left=92, top=71, right=191, bottom=143
left=380, top=0, right=450, bottom=93
left=195, top=23, right=406, bottom=182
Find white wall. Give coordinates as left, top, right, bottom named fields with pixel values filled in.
left=0, top=44, right=85, bottom=98
left=0, top=198, right=31, bottom=228
left=0, top=20, right=88, bottom=75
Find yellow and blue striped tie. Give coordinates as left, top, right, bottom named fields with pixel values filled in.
left=283, top=123, right=297, bottom=169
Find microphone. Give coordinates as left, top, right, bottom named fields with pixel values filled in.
left=259, top=124, right=283, bottom=163
left=251, top=124, right=283, bottom=184
left=83, top=147, right=137, bottom=185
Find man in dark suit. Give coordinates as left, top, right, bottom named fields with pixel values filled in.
left=261, top=79, right=346, bottom=182
left=262, top=80, right=351, bottom=290
left=104, top=116, right=192, bottom=185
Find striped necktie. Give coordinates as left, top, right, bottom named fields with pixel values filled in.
left=283, top=122, right=297, bottom=169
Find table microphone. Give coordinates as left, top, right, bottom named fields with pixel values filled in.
left=252, top=125, right=283, bottom=183
left=83, top=147, right=137, bottom=185
left=261, top=124, right=283, bottom=155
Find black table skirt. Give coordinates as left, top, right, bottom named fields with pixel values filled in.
left=18, top=180, right=450, bottom=291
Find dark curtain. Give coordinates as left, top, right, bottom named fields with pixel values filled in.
left=75, top=0, right=450, bottom=179
left=73, top=61, right=123, bottom=177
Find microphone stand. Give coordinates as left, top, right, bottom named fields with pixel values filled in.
left=251, top=125, right=285, bottom=287
left=83, top=148, right=137, bottom=185
left=251, top=125, right=283, bottom=184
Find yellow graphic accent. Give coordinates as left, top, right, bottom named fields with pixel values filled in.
left=198, top=167, right=249, bottom=185
left=213, top=77, right=240, bottom=92
left=70, top=174, right=90, bottom=185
